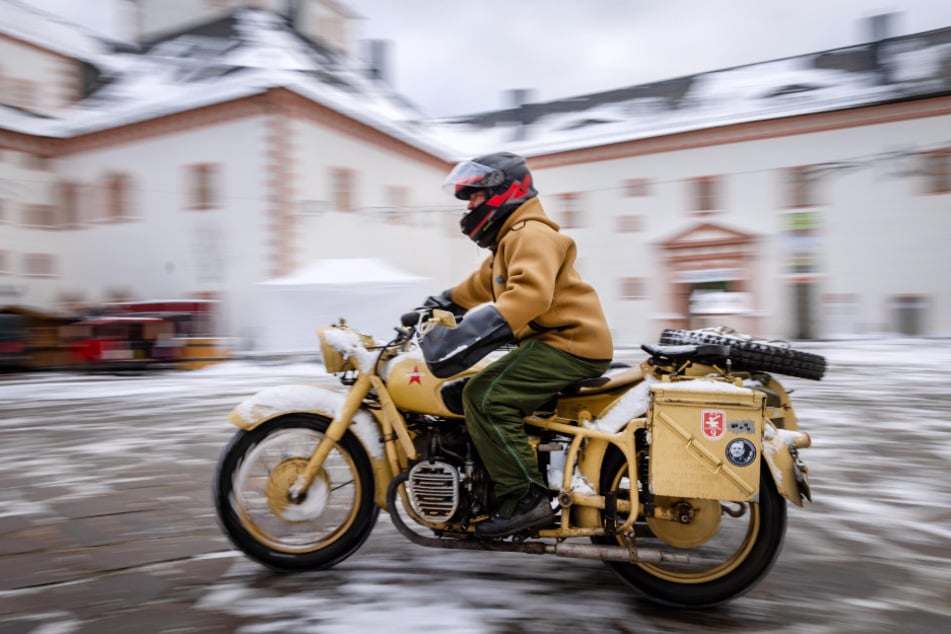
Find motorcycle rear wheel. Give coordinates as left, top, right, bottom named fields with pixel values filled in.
left=213, top=413, right=378, bottom=571
left=594, top=448, right=786, bottom=607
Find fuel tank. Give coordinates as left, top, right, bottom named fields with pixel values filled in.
left=382, top=351, right=493, bottom=418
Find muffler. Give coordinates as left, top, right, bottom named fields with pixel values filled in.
left=548, top=542, right=689, bottom=564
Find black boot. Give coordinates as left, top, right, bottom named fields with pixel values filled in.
left=475, top=490, right=555, bottom=537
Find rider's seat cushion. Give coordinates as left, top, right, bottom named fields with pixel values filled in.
left=560, top=364, right=644, bottom=396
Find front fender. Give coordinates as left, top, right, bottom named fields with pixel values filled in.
left=762, top=422, right=812, bottom=506
left=228, top=383, right=384, bottom=462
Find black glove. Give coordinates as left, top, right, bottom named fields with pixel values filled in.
left=419, top=305, right=514, bottom=378
left=420, top=289, right=466, bottom=317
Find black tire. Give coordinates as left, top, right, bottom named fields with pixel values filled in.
left=593, top=448, right=787, bottom=608
left=658, top=328, right=826, bottom=380
left=213, top=414, right=379, bottom=571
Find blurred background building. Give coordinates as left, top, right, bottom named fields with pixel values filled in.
left=0, top=0, right=949, bottom=353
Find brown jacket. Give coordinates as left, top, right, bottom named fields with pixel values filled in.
left=450, top=197, right=614, bottom=361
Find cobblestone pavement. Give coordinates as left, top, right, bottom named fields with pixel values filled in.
left=0, top=341, right=949, bottom=633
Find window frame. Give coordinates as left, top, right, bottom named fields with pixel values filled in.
left=23, top=253, right=56, bottom=278
left=615, top=214, right=642, bottom=233
left=921, top=148, right=951, bottom=195
left=330, top=167, right=357, bottom=212
left=187, top=163, right=220, bottom=210
left=619, top=276, right=647, bottom=300
left=623, top=178, right=651, bottom=197
left=557, top=192, right=584, bottom=229
left=690, top=175, right=721, bottom=213
left=785, top=166, right=822, bottom=208
left=104, top=171, right=134, bottom=221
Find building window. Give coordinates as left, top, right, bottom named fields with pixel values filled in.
left=4, top=78, right=37, bottom=110
left=783, top=211, right=821, bottom=276
left=0, top=250, right=8, bottom=274
left=384, top=185, right=409, bottom=224
left=558, top=192, right=584, bottom=228
left=59, top=182, right=81, bottom=227
left=921, top=149, right=950, bottom=194
left=619, top=277, right=646, bottom=299
left=22, top=204, right=57, bottom=228
left=21, top=153, right=50, bottom=171
left=105, top=172, right=132, bottom=220
left=623, top=178, right=650, bottom=197
left=0, top=199, right=7, bottom=223
left=615, top=214, right=642, bottom=233
left=890, top=294, right=929, bottom=336
left=690, top=176, right=720, bottom=212
left=330, top=168, right=356, bottom=212
left=187, top=163, right=220, bottom=210
left=785, top=166, right=822, bottom=207
left=23, top=253, right=56, bottom=277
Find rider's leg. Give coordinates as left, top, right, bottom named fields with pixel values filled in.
left=463, top=340, right=608, bottom=535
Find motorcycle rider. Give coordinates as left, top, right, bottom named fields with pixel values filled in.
left=419, top=151, right=613, bottom=536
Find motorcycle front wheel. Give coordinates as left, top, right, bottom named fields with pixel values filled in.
left=213, top=413, right=379, bottom=571
left=594, top=448, right=786, bottom=607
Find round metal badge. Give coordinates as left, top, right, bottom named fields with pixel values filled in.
left=725, top=438, right=757, bottom=467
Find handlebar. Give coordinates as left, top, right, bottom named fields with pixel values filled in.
left=400, top=311, right=423, bottom=328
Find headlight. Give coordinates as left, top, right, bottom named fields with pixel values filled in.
left=317, top=325, right=375, bottom=373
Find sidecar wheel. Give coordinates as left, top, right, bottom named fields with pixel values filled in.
left=593, top=448, right=786, bottom=608
left=213, top=414, right=378, bottom=571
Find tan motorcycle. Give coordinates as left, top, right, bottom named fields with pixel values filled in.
left=213, top=312, right=823, bottom=607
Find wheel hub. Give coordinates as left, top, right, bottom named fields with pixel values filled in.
left=647, top=497, right=722, bottom=548
left=266, top=458, right=330, bottom=522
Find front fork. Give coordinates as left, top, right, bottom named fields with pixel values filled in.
left=287, top=372, right=420, bottom=504
left=288, top=373, right=374, bottom=501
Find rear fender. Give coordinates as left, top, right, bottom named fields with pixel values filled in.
left=762, top=422, right=812, bottom=506
left=228, top=384, right=388, bottom=501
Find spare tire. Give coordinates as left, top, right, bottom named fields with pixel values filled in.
left=658, top=328, right=826, bottom=380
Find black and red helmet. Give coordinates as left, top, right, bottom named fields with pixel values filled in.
left=443, top=152, right=538, bottom=248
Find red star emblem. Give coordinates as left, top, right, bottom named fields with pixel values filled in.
left=408, top=365, right=423, bottom=385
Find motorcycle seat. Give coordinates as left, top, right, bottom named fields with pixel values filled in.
left=560, top=364, right=644, bottom=396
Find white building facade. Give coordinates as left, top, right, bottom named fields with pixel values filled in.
left=1, top=0, right=949, bottom=350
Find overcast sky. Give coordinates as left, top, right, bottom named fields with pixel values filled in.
left=20, top=0, right=951, bottom=116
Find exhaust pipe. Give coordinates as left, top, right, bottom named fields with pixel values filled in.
left=549, top=542, right=689, bottom=564
left=386, top=474, right=688, bottom=565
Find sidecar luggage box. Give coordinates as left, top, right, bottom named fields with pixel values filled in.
left=648, top=380, right=765, bottom=502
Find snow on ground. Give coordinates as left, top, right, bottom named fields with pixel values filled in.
left=0, top=337, right=949, bottom=633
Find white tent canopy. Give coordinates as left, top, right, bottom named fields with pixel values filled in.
left=256, top=258, right=430, bottom=354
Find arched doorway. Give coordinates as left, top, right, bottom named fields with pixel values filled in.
left=656, top=221, right=762, bottom=335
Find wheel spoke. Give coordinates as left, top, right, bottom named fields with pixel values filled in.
left=231, top=428, right=361, bottom=553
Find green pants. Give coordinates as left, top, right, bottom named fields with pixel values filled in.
left=462, top=339, right=610, bottom=503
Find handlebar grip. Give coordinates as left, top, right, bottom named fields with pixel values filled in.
left=400, top=311, right=422, bottom=327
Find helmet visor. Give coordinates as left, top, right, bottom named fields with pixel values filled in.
left=442, top=160, right=505, bottom=200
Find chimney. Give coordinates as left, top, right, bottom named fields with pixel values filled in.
left=365, top=39, right=391, bottom=83
left=865, top=12, right=897, bottom=83
left=503, top=89, right=535, bottom=140
left=866, top=13, right=894, bottom=42
left=286, top=0, right=302, bottom=32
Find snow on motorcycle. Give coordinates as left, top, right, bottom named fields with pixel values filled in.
left=213, top=310, right=824, bottom=608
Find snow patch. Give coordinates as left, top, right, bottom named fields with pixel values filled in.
left=230, top=384, right=383, bottom=458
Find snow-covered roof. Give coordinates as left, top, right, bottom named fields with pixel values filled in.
left=0, top=7, right=458, bottom=159
left=0, top=0, right=120, bottom=64
left=430, top=28, right=951, bottom=157
left=1, top=4, right=950, bottom=163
